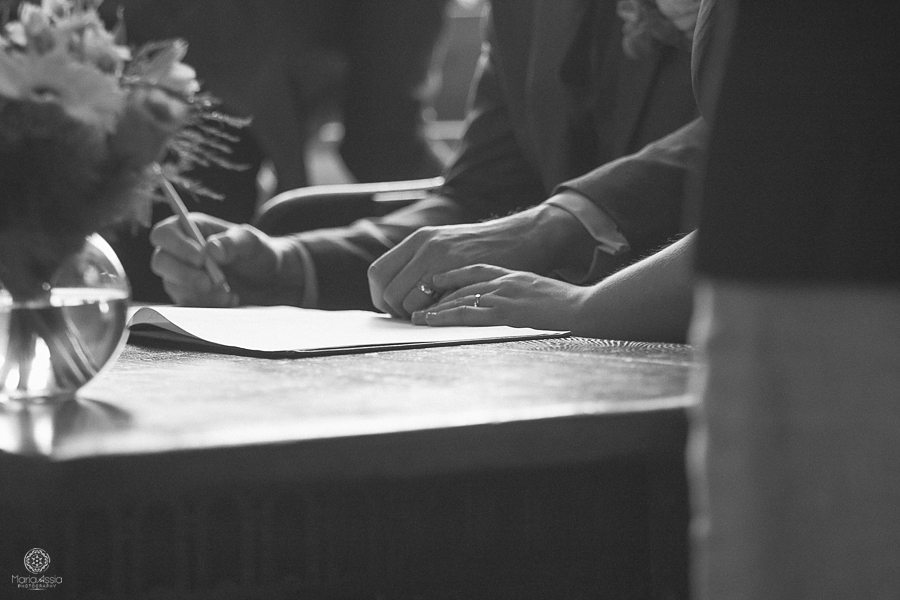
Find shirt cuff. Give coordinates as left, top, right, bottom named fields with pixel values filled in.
left=544, top=193, right=631, bottom=284
left=544, top=193, right=630, bottom=255
left=289, top=239, right=319, bottom=307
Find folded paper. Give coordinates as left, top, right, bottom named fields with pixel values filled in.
left=128, top=305, right=569, bottom=357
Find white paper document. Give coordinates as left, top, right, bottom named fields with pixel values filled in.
left=128, top=305, right=568, bottom=356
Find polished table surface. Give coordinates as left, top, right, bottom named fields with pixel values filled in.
left=0, top=336, right=698, bottom=599
left=1, top=336, right=695, bottom=469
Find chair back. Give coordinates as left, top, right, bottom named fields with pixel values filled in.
left=254, top=177, right=444, bottom=235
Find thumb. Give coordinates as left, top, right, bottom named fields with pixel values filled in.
left=205, top=225, right=264, bottom=265
left=189, top=213, right=235, bottom=237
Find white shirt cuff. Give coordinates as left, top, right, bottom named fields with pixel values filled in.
left=544, top=193, right=631, bottom=283
left=544, top=193, right=630, bottom=256
left=290, top=240, right=319, bottom=307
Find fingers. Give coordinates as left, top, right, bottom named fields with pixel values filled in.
left=384, top=253, right=438, bottom=317
left=370, top=228, right=442, bottom=318
left=150, top=245, right=204, bottom=292
left=416, top=306, right=496, bottom=327
left=400, top=264, right=513, bottom=317
left=152, top=249, right=236, bottom=307
left=433, top=264, right=512, bottom=291
left=416, top=265, right=510, bottom=309
left=370, top=228, right=513, bottom=319
left=403, top=264, right=505, bottom=324
left=371, top=236, right=433, bottom=318
left=150, top=213, right=235, bottom=267
left=368, top=231, right=426, bottom=315
left=408, top=265, right=532, bottom=328
left=399, top=278, right=441, bottom=317
left=161, top=277, right=237, bottom=307
left=411, top=293, right=497, bottom=327
left=420, top=289, right=487, bottom=312
left=150, top=217, right=206, bottom=270
left=150, top=214, right=253, bottom=307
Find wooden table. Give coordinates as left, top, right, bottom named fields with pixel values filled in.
left=0, top=337, right=696, bottom=600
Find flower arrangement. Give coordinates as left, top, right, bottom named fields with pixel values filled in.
left=617, top=0, right=700, bottom=58
left=0, top=0, right=242, bottom=301
left=0, top=0, right=248, bottom=402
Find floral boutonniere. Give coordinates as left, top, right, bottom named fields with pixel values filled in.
left=617, top=0, right=700, bottom=58
left=0, top=0, right=244, bottom=300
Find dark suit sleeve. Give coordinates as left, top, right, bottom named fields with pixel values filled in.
left=295, top=15, right=548, bottom=310
left=557, top=117, right=708, bottom=257
left=288, top=197, right=464, bottom=310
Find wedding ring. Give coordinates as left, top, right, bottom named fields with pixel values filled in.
left=473, top=293, right=482, bottom=308
left=417, top=282, right=437, bottom=297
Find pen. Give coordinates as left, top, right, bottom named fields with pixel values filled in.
left=154, top=165, right=232, bottom=295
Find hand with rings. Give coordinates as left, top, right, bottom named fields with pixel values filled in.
left=417, top=281, right=439, bottom=299
left=367, top=203, right=589, bottom=319
left=412, top=233, right=697, bottom=341
left=410, top=264, right=591, bottom=330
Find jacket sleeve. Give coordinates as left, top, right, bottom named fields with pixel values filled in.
left=288, top=197, right=465, bottom=310
left=556, top=117, right=708, bottom=258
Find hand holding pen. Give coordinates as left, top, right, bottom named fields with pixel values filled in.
left=148, top=170, right=308, bottom=308
left=152, top=165, right=234, bottom=302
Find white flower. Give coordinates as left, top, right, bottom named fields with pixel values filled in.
left=158, top=60, right=200, bottom=97
left=0, top=0, right=239, bottom=268
left=80, top=22, right=130, bottom=75
left=17, top=3, right=55, bottom=53
left=655, top=0, right=701, bottom=36
left=0, top=50, right=124, bottom=131
left=41, top=0, right=71, bottom=19
left=126, top=40, right=200, bottom=97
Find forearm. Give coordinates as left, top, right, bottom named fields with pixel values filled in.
left=443, top=202, right=600, bottom=276
left=573, top=232, right=696, bottom=343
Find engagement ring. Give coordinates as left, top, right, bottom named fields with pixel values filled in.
left=473, top=293, right=482, bottom=308
left=417, top=282, right=437, bottom=297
